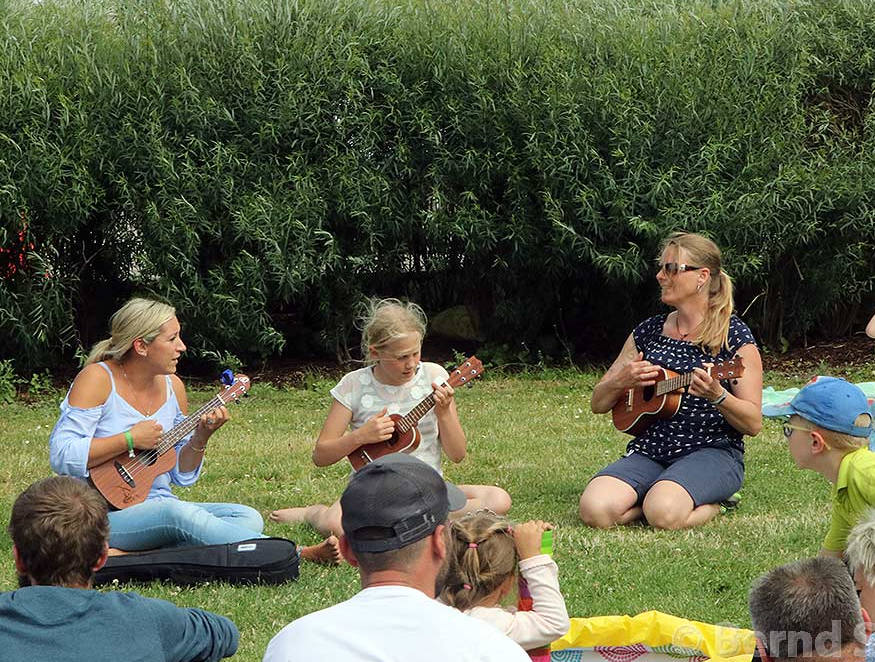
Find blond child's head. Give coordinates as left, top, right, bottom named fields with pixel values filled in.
left=776, top=376, right=872, bottom=452
left=439, top=511, right=518, bottom=611
left=846, top=508, right=875, bottom=619
left=358, top=298, right=427, bottom=364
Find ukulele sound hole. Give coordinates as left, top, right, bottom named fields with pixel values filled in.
left=641, top=385, right=655, bottom=402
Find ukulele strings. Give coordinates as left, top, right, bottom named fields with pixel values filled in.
left=397, top=392, right=437, bottom=433
left=121, top=394, right=228, bottom=481
left=654, top=360, right=734, bottom=397
left=398, top=365, right=478, bottom=431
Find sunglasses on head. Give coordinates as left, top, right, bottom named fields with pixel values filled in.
left=660, top=262, right=702, bottom=275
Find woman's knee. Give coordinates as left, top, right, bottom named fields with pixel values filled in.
left=235, top=506, right=264, bottom=534
left=642, top=503, right=688, bottom=530
left=642, top=486, right=694, bottom=530
left=579, top=477, right=638, bottom=529
left=579, top=490, right=631, bottom=529
left=458, top=485, right=512, bottom=515
left=196, top=503, right=264, bottom=533
left=578, top=493, right=617, bottom=529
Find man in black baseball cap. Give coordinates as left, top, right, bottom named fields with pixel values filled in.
left=340, top=452, right=467, bottom=553
left=263, top=454, right=529, bottom=662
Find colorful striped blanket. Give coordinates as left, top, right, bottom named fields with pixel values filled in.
left=549, top=611, right=754, bottom=662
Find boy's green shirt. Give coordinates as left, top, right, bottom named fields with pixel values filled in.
left=824, top=447, right=875, bottom=552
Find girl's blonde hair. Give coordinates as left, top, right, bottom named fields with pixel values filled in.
left=660, top=232, right=734, bottom=356
left=439, top=511, right=518, bottom=611
left=85, top=298, right=176, bottom=365
left=358, top=298, right=427, bottom=363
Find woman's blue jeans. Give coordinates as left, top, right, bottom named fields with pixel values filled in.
left=108, top=497, right=265, bottom=550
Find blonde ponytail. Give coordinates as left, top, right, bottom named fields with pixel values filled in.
left=698, top=270, right=734, bottom=356
left=85, top=298, right=175, bottom=365
left=660, top=233, right=734, bottom=356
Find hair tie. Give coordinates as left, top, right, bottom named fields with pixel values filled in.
left=468, top=542, right=478, bottom=548
left=463, top=583, right=472, bottom=590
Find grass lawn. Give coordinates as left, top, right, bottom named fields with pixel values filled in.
left=0, top=365, right=870, bottom=661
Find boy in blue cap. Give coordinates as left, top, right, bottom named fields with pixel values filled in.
left=772, top=376, right=874, bottom=557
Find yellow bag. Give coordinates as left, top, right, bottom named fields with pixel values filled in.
left=550, top=610, right=756, bottom=662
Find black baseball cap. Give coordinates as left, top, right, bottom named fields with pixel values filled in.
left=341, top=453, right=467, bottom=553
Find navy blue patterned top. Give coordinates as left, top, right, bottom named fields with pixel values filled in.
left=627, top=313, right=756, bottom=461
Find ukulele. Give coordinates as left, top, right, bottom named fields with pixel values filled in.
left=347, top=356, right=484, bottom=471
left=89, top=373, right=251, bottom=509
left=611, top=357, right=744, bottom=435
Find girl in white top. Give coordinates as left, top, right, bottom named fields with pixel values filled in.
left=440, top=513, right=571, bottom=651
left=270, top=298, right=512, bottom=536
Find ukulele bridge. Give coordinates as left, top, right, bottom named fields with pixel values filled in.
left=114, top=461, right=135, bottom=487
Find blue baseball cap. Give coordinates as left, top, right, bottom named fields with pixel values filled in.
left=769, top=376, right=872, bottom=438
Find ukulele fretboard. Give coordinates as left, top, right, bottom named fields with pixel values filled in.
left=656, top=372, right=695, bottom=397
left=155, top=394, right=227, bottom=454
left=397, top=392, right=438, bottom=433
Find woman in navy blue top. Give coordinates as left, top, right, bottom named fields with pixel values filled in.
left=580, top=233, right=763, bottom=530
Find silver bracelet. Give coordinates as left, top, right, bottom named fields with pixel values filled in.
left=711, top=388, right=728, bottom=406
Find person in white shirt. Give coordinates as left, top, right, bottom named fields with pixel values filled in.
left=440, top=513, right=570, bottom=651
left=263, top=454, right=529, bottom=662
left=268, top=298, right=511, bottom=537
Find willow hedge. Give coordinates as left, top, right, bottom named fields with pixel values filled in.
left=1, top=0, right=874, bottom=370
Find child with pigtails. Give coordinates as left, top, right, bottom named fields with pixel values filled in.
left=440, top=512, right=570, bottom=652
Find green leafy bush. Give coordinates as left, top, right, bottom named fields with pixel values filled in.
left=2, top=0, right=874, bottom=369
left=0, top=360, right=19, bottom=404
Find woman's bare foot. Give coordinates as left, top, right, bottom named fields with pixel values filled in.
left=269, top=505, right=325, bottom=525
left=299, top=535, right=342, bottom=565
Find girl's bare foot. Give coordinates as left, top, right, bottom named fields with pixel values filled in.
left=299, top=535, right=342, bottom=565
left=269, top=505, right=325, bottom=525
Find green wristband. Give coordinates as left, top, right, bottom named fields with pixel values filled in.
left=124, top=430, right=135, bottom=458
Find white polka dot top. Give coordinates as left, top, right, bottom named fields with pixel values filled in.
left=330, top=362, right=450, bottom=473
left=626, top=313, right=756, bottom=461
